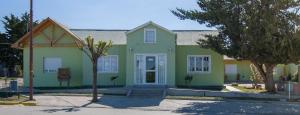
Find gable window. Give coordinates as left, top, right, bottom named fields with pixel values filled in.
left=144, top=29, right=156, bottom=43
left=98, top=55, right=118, bottom=73
left=44, top=57, right=62, bottom=73
left=187, top=55, right=211, bottom=73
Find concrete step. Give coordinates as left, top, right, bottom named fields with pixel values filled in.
left=129, top=88, right=165, bottom=98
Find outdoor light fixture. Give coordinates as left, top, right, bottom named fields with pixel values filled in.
left=129, top=48, right=133, bottom=52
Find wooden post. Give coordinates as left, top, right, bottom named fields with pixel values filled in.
left=29, top=0, right=34, bottom=100
left=298, top=66, right=300, bottom=83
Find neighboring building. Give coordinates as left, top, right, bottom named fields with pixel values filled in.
left=12, top=18, right=224, bottom=89
left=224, top=56, right=299, bottom=82
left=224, top=56, right=252, bottom=82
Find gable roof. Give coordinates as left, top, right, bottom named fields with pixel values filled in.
left=71, top=29, right=127, bottom=45
left=174, top=30, right=218, bottom=45
left=11, top=18, right=83, bottom=48
left=126, top=21, right=175, bottom=35
left=69, top=29, right=218, bottom=45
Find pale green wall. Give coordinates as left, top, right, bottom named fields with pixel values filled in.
left=224, top=60, right=252, bottom=81
left=82, top=45, right=126, bottom=86
left=126, top=24, right=176, bottom=87
left=23, top=47, right=83, bottom=87
left=175, top=46, right=224, bottom=87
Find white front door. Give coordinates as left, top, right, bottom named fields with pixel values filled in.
left=135, top=54, right=166, bottom=85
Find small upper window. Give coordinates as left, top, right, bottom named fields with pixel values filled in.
left=144, top=29, right=156, bottom=43
left=44, top=57, right=62, bottom=73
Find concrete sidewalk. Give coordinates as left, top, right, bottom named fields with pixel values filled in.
left=225, top=85, right=242, bottom=92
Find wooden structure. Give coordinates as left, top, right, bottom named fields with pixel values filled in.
left=57, top=68, right=71, bottom=86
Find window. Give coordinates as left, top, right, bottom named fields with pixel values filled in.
left=144, top=29, right=156, bottom=43
left=225, top=64, right=237, bottom=74
left=187, top=55, right=211, bottom=73
left=98, top=55, right=118, bottom=73
left=44, top=57, right=62, bottom=73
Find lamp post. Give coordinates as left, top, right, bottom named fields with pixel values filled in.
left=29, top=0, right=34, bottom=100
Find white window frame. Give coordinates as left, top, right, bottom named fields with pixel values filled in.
left=97, top=55, right=118, bottom=73
left=144, top=28, right=156, bottom=43
left=43, top=57, right=62, bottom=73
left=187, top=55, right=211, bottom=73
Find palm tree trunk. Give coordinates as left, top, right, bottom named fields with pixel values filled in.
left=92, top=63, right=98, bottom=102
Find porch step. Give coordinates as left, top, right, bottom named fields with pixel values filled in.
left=129, top=88, right=165, bottom=98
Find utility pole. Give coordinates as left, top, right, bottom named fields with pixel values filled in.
left=29, top=0, right=33, bottom=100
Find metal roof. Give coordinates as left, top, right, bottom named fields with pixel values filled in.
left=70, top=29, right=218, bottom=45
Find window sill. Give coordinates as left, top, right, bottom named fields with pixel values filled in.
left=97, top=72, right=119, bottom=74
left=187, top=71, right=211, bottom=74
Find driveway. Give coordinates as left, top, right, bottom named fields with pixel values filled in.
left=22, top=95, right=300, bottom=114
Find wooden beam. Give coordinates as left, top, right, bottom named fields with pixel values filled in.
left=52, top=33, right=66, bottom=45
left=41, top=31, right=52, bottom=43
left=27, top=43, right=79, bottom=47
left=51, top=25, right=55, bottom=46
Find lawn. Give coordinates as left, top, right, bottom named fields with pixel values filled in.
left=232, top=86, right=267, bottom=93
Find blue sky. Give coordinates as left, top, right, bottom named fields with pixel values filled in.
left=0, top=0, right=215, bottom=32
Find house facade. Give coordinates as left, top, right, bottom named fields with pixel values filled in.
left=12, top=18, right=224, bottom=89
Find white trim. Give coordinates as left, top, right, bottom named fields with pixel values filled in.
left=126, top=21, right=175, bottom=35
left=97, top=55, right=119, bottom=74
left=134, top=53, right=167, bottom=85
left=144, top=28, right=156, bottom=43
left=187, top=55, right=211, bottom=74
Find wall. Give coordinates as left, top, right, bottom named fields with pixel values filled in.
left=23, top=47, right=83, bottom=87
left=176, top=46, right=224, bottom=87
left=82, top=45, right=127, bottom=87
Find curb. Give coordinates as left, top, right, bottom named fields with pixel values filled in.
left=0, top=101, right=37, bottom=106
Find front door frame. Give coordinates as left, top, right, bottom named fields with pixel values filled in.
left=134, top=53, right=167, bottom=85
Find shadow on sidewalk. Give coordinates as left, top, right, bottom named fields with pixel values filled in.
left=40, top=95, right=164, bottom=113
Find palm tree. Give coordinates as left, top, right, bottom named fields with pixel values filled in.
left=81, top=36, right=112, bottom=102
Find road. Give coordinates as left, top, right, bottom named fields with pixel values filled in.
left=0, top=95, right=300, bottom=115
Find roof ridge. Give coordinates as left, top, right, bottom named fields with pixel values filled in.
left=70, top=28, right=218, bottom=32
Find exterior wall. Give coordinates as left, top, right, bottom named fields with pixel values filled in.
left=82, top=45, right=126, bottom=86
left=126, top=24, right=176, bottom=87
left=175, top=46, right=224, bottom=87
left=224, top=60, right=252, bottom=81
left=23, top=47, right=83, bottom=87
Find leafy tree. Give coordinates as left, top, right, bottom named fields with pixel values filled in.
left=172, top=0, right=300, bottom=92
left=0, top=12, right=38, bottom=74
left=81, top=36, right=112, bottom=102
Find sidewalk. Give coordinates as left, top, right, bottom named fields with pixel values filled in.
left=224, top=85, right=242, bottom=92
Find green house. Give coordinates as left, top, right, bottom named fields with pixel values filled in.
left=12, top=18, right=224, bottom=89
